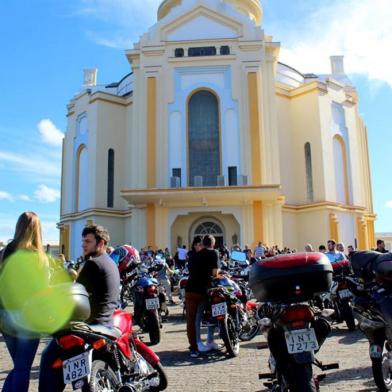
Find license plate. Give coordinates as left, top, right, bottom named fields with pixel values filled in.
left=212, top=302, right=227, bottom=317
left=284, top=328, right=319, bottom=354
left=63, top=351, right=91, bottom=384
left=145, top=297, right=160, bottom=310
left=338, top=289, right=351, bottom=299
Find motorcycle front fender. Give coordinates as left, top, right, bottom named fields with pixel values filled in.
left=134, top=337, right=160, bottom=367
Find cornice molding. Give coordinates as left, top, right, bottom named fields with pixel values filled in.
left=60, top=208, right=132, bottom=222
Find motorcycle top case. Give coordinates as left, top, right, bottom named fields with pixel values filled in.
left=249, top=252, right=333, bottom=302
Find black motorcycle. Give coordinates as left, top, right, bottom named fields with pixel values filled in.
left=250, top=252, right=339, bottom=391
left=205, top=277, right=244, bottom=357
left=131, top=269, right=162, bottom=346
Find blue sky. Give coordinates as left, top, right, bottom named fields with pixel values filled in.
left=0, top=0, right=391, bottom=243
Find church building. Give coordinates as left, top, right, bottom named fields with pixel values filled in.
left=59, top=0, right=375, bottom=259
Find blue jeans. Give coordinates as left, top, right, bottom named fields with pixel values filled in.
left=195, top=303, right=215, bottom=344
left=2, top=332, right=40, bottom=392
left=38, top=339, right=65, bottom=392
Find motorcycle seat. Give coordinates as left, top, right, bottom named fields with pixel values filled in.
left=88, top=324, right=122, bottom=339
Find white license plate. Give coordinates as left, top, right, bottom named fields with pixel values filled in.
left=63, top=351, right=91, bottom=384
left=285, top=328, right=319, bottom=354
left=338, top=289, right=351, bottom=299
left=212, top=302, right=227, bottom=317
left=145, top=297, right=160, bottom=310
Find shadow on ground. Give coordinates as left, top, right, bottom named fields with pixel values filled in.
left=158, top=347, right=233, bottom=367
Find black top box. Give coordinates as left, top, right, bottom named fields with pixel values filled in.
left=249, top=252, right=333, bottom=303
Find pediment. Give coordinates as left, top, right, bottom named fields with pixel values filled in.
left=161, top=6, right=242, bottom=41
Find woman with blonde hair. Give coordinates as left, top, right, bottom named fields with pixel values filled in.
left=0, top=211, right=47, bottom=392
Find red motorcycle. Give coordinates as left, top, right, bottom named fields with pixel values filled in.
left=50, top=284, right=167, bottom=391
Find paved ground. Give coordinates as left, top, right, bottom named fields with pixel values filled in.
left=0, top=301, right=379, bottom=391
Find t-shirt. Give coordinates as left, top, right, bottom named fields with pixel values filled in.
left=177, top=248, right=188, bottom=261
left=186, top=248, right=219, bottom=295
left=254, top=245, right=265, bottom=258
left=325, top=251, right=347, bottom=264
left=77, top=252, right=120, bottom=327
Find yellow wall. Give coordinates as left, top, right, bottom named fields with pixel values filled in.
left=59, top=225, right=70, bottom=259
left=329, top=213, right=340, bottom=242
left=252, top=200, right=264, bottom=247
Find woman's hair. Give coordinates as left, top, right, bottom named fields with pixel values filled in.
left=11, top=212, right=47, bottom=265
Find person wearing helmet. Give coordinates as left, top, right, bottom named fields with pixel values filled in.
left=154, top=256, right=175, bottom=305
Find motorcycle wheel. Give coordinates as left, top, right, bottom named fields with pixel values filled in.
left=341, top=301, right=356, bottom=331
left=372, top=356, right=392, bottom=391
left=239, top=322, right=260, bottom=342
left=147, top=311, right=161, bottom=345
left=279, top=362, right=317, bottom=392
left=149, top=363, right=168, bottom=391
left=82, top=360, right=118, bottom=392
left=219, top=315, right=240, bottom=357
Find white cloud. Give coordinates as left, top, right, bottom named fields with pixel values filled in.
left=19, top=194, right=31, bottom=201
left=0, top=191, right=14, bottom=202
left=0, top=151, right=61, bottom=182
left=34, top=185, right=61, bottom=203
left=38, top=119, right=64, bottom=147
left=276, top=0, right=392, bottom=87
left=386, top=201, right=392, bottom=208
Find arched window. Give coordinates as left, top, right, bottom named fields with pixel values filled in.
left=193, top=221, right=224, bottom=236
left=107, top=149, right=115, bottom=208
left=304, top=142, right=314, bottom=202
left=188, top=90, right=220, bottom=186
left=333, top=135, right=350, bottom=204
left=76, top=144, right=88, bottom=211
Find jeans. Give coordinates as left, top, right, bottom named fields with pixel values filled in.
left=185, top=292, right=206, bottom=350
left=195, top=303, right=215, bottom=344
left=38, top=339, right=65, bottom=392
left=1, top=310, right=40, bottom=392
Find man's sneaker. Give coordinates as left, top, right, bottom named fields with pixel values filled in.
left=197, top=341, right=210, bottom=352
left=189, top=350, right=200, bottom=358
left=206, top=341, right=219, bottom=351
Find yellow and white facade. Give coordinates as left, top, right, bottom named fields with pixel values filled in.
left=59, top=0, right=375, bottom=259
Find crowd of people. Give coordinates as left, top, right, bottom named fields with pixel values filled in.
left=0, top=210, right=390, bottom=391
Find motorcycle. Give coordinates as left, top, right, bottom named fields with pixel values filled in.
left=250, top=252, right=339, bottom=391
left=205, top=277, right=242, bottom=357
left=349, top=251, right=392, bottom=391
left=230, top=274, right=260, bottom=341
left=48, top=284, right=168, bottom=391
left=132, top=268, right=162, bottom=345
left=178, top=269, right=189, bottom=318
left=316, top=260, right=355, bottom=331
